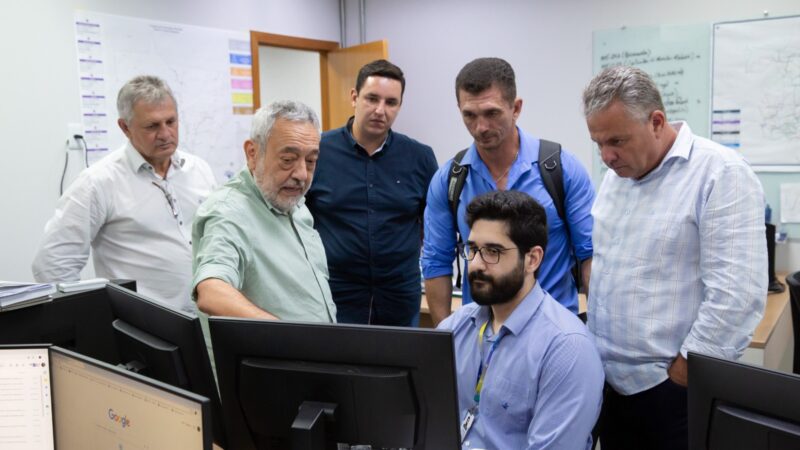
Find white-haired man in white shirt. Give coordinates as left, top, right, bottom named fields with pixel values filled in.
left=32, top=75, right=217, bottom=311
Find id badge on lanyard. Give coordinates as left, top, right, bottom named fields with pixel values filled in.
left=461, top=320, right=505, bottom=444
left=461, top=406, right=478, bottom=443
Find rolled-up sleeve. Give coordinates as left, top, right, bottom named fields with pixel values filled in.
left=191, top=208, right=247, bottom=297
left=561, top=150, right=595, bottom=262
left=422, top=164, right=458, bottom=280
left=681, top=161, right=768, bottom=360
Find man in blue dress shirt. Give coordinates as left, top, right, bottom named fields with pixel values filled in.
left=438, top=190, right=603, bottom=450
left=423, top=57, right=595, bottom=325
left=306, top=60, right=439, bottom=326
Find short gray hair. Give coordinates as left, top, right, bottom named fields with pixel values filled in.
left=250, top=100, right=321, bottom=153
left=117, top=75, right=176, bottom=123
left=582, top=66, right=665, bottom=122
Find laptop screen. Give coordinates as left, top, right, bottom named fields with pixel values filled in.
left=50, top=347, right=208, bottom=449
left=0, top=346, right=54, bottom=450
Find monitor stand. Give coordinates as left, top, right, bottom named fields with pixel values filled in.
left=291, top=401, right=337, bottom=450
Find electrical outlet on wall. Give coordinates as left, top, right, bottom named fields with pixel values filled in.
left=67, top=123, right=84, bottom=150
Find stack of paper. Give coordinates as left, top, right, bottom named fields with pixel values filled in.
left=57, top=277, right=108, bottom=293
left=0, top=281, right=56, bottom=312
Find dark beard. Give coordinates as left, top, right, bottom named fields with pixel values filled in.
left=468, top=260, right=525, bottom=306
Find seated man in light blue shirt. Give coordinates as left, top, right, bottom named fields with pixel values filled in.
left=438, top=190, right=604, bottom=450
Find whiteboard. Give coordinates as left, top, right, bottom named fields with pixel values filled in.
left=73, top=11, right=254, bottom=180
left=592, top=24, right=711, bottom=181
left=593, top=24, right=711, bottom=137
left=712, top=15, right=800, bottom=167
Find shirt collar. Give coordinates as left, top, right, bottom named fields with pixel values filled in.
left=467, top=281, right=546, bottom=337
left=665, top=121, right=693, bottom=161
left=638, top=121, right=693, bottom=182
left=124, top=141, right=185, bottom=175
left=344, top=116, right=393, bottom=155
left=241, top=167, right=304, bottom=216
left=459, top=126, right=534, bottom=173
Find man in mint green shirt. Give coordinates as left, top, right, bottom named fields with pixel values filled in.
left=192, top=100, right=336, bottom=322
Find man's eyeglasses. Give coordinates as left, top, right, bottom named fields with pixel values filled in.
left=458, top=243, right=518, bottom=264
left=152, top=181, right=179, bottom=218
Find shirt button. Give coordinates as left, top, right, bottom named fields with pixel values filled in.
left=369, top=183, right=373, bottom=188
left=179, top=221, right=183, bottom=225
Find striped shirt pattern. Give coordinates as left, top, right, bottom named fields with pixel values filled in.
left=588, top=122, right=767, bottom=395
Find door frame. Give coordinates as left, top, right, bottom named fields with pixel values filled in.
left=250, top=31, right=339, bottom=130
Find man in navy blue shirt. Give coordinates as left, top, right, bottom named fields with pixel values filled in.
left=306, top=60, right=438, bottom=326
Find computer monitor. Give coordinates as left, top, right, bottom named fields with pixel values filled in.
left=688, top=352, right=800, bottom=449
left=49, top=345, right=211, bottom=450
left=0, top=286, right=120, bottom=363
left=209, top=317, right=461, bottom=450
left=0, top=344, right=54, bottom=450
left=106, top=283, right=226, bottom=446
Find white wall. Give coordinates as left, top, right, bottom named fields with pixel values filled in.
left=355, top=0, right=798, bottom=166
left=0, top=0, right=340, bottom=281
left=259, top=46, right=323, bottom=117
left=351, top=0, right=800, bottom=272
left=3, top=0, right=800, bottom=281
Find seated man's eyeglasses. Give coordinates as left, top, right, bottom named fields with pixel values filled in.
left=458, top=243, right=518, bottom=264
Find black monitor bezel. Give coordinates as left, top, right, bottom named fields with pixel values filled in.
left=688, top=351, right=800, bottom=449
left=49, top=345, right=212, bottom=450
left=105, top=283, right=226, bottom=446
left=209, top=317, right=462, bottom=450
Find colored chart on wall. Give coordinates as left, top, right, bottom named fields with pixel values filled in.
left=73, top=11, right=253, bottom=180
left=712, top=15, right=800, bottom=168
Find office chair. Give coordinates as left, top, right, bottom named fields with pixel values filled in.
left=767, top=223, right=786, bottom=293
left=787, top=271, right=800, bottom=374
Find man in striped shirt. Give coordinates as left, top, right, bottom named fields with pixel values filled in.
left=583, top=66, right=767, bottom=450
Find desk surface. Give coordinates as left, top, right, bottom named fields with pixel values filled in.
left=422, top=278, right=785, bottom=350
left=751, top=273, right=790, bottom=349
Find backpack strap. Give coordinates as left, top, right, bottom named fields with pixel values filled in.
left=538, top=139, right=582, bottom=292
left=447, top=149, right=469, bottom=288
left=447, top=149, right=469, bottom=225
left=538, top=139, right=566, bottom=222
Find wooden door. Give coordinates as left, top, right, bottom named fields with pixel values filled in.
left=323, top=40, right=388, bottom=130
left=250, top=31, right=387, bottom=131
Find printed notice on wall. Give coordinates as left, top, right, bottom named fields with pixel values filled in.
left=593, top=24, right=711, bottom=138
left=781, top=183, right=800, bottom=223
left=73, top=11, right=253, bottom=179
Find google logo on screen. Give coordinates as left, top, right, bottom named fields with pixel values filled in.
left=108, top=409, right=132, bottom=428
